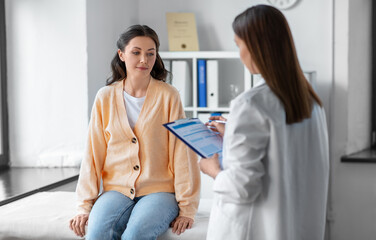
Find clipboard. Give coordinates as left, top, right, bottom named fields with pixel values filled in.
left=163, top=118, right=223, bottom=168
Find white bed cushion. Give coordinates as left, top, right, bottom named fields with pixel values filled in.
left=0, top=191, right=211, bottom=240
left=159, top=198, right=212, bottom=240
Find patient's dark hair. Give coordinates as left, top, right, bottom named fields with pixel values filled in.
left=106, top=25, right=167, bottom=85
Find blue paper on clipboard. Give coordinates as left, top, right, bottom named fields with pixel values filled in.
left=163, top=118, right=223, bottom=169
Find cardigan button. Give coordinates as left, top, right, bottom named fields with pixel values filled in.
left=130, top=188, right=134, bottom=194
left=131, top=137, right=137, bottom=143
left=133, top=165, right=140, bottom=171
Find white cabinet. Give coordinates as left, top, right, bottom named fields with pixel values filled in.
left=160, top=51, right=317, bottom=123
left=160, top=51, right=252, bottom=120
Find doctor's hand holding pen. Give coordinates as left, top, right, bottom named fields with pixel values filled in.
left=200, top=115, right=227, bottom=179
left=205, top=116, right=227, bottom=137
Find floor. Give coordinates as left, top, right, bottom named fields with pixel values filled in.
left=0, top=167, right=79, bottom=206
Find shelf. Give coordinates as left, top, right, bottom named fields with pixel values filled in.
left=160, top=51, right=239, bottom=59
left=160, top=51, right=250, bottom=118
left=341, top=148, right=376, bottom=163
left=184, top=107, right=231, bottom=112
left=161, top=51, right=317, bottom=120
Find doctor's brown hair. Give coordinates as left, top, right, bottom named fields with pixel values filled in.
left=233, top=5, right=322, bottom=124
left=106, top=25, right=168, bottom=85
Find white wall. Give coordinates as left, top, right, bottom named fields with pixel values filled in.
left=5, top=0, right=88, bottom=167
left=5, top=0, right=139, bottom=167
left=5, top=0, right=376, bottom=238
left=136, top=0, right=335, bottom=210
left=138, top=0, right=333, bottom=118
left=330, top=0, right=375, bottom=239
left=138, top=1, right=376, bottom=239
left=86, top=0, right=139, bottom=115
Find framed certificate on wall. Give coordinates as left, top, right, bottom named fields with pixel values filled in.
left=166, top=12, right=199, bottom=51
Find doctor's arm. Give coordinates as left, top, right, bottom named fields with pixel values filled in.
left=199, top=153, right=221, bottom=179
left=200, top=98, right=269, bottom=204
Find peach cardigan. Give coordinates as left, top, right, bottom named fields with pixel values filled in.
left=76, top=78, right=200, bottom=219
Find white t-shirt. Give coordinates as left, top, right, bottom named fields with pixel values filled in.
left=123, top=91, right=146, bottom=129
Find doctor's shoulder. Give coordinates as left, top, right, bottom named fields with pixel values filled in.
left=233, top=83, right=273, bottom=106
left=231, top=83, right=284, bottom=119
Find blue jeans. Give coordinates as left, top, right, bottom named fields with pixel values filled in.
left=86, top=191, right=179, bottom=240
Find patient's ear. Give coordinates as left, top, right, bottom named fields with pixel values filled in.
left=117, top=49, right=125, bottom=62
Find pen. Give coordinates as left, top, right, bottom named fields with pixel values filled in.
left=209, top=120, right=226, bottom=124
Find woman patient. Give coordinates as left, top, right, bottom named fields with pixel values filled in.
left=69, top=24, right=200, bottom=240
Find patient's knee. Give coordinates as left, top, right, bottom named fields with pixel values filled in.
left=121, top=225, right=158, bottom=240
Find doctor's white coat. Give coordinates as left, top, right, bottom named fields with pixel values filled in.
left=207, top=80, right=329, bottom=240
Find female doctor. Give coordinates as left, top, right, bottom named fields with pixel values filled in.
left=200, top=5, right=329, bottom=240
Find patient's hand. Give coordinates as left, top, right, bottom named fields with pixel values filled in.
left=69, top=214, right=89, bottom=237
left=171, top=216, right=194, bottom=235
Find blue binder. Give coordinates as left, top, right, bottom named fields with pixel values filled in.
left=197, top=59, right=207, bottom=107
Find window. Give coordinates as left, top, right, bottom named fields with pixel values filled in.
left=340, top=1, right=375, bottom=162
left=0, top=0, right=9, bottom=169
